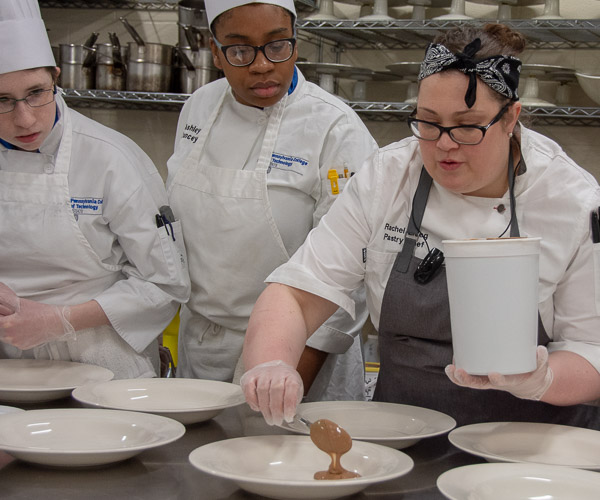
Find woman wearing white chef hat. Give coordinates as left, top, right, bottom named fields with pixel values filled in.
left=0, top=0, right=190, bottom=378
left=167, top=0, right=378, bottom=407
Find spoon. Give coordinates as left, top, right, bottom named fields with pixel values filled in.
left=309, top=418, right=360, bottom=480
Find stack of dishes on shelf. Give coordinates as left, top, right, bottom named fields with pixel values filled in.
left=519, top=64, right=574, bottom=107
left=302, top=0, right=566, bottom=20
left=296, top=61, right=404, bottom=101
left=386, top=61, right=421, bottom=104
left=575, top=72, right=600, bottom=106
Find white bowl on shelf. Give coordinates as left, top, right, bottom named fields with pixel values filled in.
left=575, top=72, right=600, bottom=106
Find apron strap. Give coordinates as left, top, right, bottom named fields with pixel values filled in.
left=508, top=146, right=520, bottom=237
left=393, top=166, right=433, bottom=273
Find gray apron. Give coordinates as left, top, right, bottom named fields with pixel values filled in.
left=375, top=166, right=600, bottom=429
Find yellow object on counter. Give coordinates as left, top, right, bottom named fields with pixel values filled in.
left=162, top=312, right=180, bottom=366
left=327, top=169, right=339, bottom=195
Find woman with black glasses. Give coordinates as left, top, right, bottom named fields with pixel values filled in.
left=0, top=0, right=190, bottom=379
left=166, top=0, right=378, bottom=405
left=241, top=23, right=600, bottom=428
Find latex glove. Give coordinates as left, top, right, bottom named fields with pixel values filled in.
left=0, top=296, right=75, bottom=350
left=240, top=360, right=304, bottom=426
left=445, top=345, right=554, bottom=401
left=0, top=283, right=19, bottom=316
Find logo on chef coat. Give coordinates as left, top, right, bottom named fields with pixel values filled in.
left=269, top=153, right=308, bottom=175
left=71, top=197, right=103, bottom=220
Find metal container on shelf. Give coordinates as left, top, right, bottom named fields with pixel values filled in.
left=178, top=0, right=210, bottom=50
left=178, top=47, right=219, bottom=94
left=95, top=43, right=128, bottom=91
left=126, top=42, right=174, bottom=92
left=59, top=44, right=95, bottom=89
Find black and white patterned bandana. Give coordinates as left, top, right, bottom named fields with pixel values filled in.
left=418, top=38, right=522, bottom=108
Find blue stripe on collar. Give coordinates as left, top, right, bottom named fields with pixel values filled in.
left=288, top=66, right=298, bottom=95
left=0, top=103, right=60, bottom=151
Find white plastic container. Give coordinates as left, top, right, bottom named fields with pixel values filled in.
left=443, top=237, right=541, bottom=375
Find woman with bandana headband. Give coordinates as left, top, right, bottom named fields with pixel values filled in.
left=240, top=23, right=600, bottom=428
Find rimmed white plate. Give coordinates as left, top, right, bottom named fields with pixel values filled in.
left=449, top=422, right=600, bottom=470
left=279, top=401, right=456, bottom=449
left=72, top=378, right=246, bottom=424
left=0, top=408, right=185, bottom=467
left=0, top=405, right=24, bottom=415
left=0, top=359, right=114, bottom=403
left=437, top=462, right=600, bottom=500
left=189, top=435, right=414, bottom=500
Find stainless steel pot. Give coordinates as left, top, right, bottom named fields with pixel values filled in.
left=95, top=43, right=128, bottom=91
left=178, top=47, right=219, bottom=94
left=126, top=42, right=174, bottom=92
left=178, top=0, right=210, bottom=49
left=59, top=44, right=95, bottom=89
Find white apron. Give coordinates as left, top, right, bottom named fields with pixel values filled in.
left=0, top=106, right=155, bottom=379
left=169, top=88, right=291, bottom=381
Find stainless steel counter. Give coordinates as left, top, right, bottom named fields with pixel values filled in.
left=0, top=398, right=483, bottom=499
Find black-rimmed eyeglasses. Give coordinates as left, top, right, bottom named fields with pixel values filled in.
left=407, top=103, right=511, bottom=146
left=0, top=86, right=57, bottom=115
left=213, top=38, right=296, bottom=67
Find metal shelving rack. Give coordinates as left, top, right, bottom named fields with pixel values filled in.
left=43, top=2, right=600, bottom=124
left=297, top=18, right=600, bottom=50
left=61, top=89, right=600, bottom=126
left=39, top=0, right=317, bottom=10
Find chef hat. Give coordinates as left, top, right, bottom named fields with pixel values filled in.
left=0, top=0, right=56, bottom=75
left=205, top=0, right=296, bottom=28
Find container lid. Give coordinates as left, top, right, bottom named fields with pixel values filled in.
left=442, top=237, right=542, bottom=258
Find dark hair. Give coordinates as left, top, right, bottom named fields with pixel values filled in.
left=433, top=23, right=526, bottom=59
left=430, top=23, right=526, bottom=105
left=211, top=5, right=295, bottom=39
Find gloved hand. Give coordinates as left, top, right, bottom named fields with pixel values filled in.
left=0, top=282, right=20, bottom=316
left=0, top=293, right=75, bottom=350
left=240, top=360, right=304, bottom=426
left=445, top=345, right=554, bottom=401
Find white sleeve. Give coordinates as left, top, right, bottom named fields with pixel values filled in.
left=548, top=191, right=600, bottom=373
left=94, top=160, right=190, bottom=353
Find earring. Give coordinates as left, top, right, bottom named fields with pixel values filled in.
left=508, top=132, right=514, bottom=138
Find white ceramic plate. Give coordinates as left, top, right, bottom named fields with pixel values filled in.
left=189, top=434, right=414, bottom=500
left=0, top=408, right=185, bottom=467
left=437, top=462, right=600, bottom=500
left=0, top=405, right=24, bottom=415
left=279, top=401, right=456, bottom=449
left=72, top=378, right=246, bottom=424
left=449, top=422, right=600, bottom=470
left=0, top=359, right=114, bottom=403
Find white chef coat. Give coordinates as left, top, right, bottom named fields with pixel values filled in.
left=0, top=93, right=190, bottom=377
left=167, top=70, right=378, bottom=400
left=268, top=125, right=600, bottom=374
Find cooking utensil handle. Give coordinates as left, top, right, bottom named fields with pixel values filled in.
left=82, top=32, right=99, bottom=68
left=179, top=23, right=199, bottom=52
left=120, top=16, right=145, bottom=46
left=109, top=32, right=125, bottom=70
left=176, top=46, right=196, bottom=71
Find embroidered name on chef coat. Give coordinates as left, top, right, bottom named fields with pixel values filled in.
left=269, top=153, right=308, bottom=175
left=182, top=123, right=201, bottom=144
left=383, top=222, right=429, bottom=248
left=71, top=197, right=103, bottom=219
